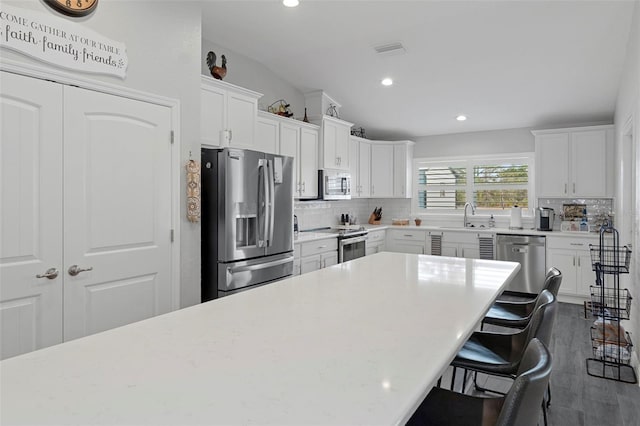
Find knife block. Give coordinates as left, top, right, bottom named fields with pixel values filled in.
left=368, top=213, right=381, bottom=225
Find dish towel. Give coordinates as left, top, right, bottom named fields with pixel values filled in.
left=186, top=160, right=201, bottom=223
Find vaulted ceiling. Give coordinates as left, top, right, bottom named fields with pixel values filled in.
left=202, top=1, right=635, bottom=139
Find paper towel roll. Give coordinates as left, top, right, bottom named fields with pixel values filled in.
left=510, top=206, right=523, bottom=229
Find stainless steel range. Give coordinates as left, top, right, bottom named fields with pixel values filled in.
left=314, top=227, right=368, bottom=263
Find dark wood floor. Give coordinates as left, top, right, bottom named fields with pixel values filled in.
left=470, top=302, right=640, bottom=426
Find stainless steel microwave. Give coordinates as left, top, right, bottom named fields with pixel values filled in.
left=318, top=170, right=351, bottom=200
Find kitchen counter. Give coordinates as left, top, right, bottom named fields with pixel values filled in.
left=362, top=224, right=601, bottom=238
left=0, top=253, right=520, bottom=425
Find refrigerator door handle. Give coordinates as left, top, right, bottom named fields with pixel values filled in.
left=228, top=255, right=294, bottom=274
left=258, top=159, right=269, bottom=248
left=267, top=159, right=276, bottom=247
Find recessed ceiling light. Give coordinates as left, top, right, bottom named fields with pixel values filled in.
left=381, top=78, right=393, bottom=86
left=283, top=0, right=299, bottom=7
left=456, top=115, right=468, bottom=121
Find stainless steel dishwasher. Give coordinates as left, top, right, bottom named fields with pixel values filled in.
left=496, top=234, right=546, bottom=293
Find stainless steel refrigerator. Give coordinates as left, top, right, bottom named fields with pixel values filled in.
left=201, top=148, right=294, bottom=301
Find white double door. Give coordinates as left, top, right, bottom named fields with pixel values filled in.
left=1, top=72, right=174, bottom=359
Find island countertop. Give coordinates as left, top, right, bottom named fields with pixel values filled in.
left=0, top=253, right=520, bottom=425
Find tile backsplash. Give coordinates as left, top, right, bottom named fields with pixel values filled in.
left=294, top=199, right=411, bottom=230
left=537, top=198, right=613, bottom=231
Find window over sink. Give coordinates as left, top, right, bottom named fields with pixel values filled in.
left=413, top=153, right=534, bottom=213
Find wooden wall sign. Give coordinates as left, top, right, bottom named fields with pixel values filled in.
left=0, top=4, right=128, bottom=79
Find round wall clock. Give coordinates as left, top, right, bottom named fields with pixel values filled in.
left=44, top=0, right=99, bottom=17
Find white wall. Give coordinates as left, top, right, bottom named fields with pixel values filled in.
left=613, top=0, right=640, bottom=369
left=413, top=127, right=535, bottom=158
left=1, top=0, right=203, bottom=308
left=201, top=38, right=306, bottom=119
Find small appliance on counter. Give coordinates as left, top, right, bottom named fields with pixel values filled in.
left=536, top=207, right=555, bottom=231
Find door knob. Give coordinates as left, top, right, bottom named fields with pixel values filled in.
left=36, top=268, right=59, bottom=279
left=68, top=265, right=93, bottom=276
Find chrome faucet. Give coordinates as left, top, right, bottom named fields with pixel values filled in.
left=464, top=202, right=476, bottom=228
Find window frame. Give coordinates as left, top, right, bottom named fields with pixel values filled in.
left=412, top=153, right=535, bottom=215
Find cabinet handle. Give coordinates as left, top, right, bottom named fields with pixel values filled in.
left=564, top=183, right=567, bottom=194
left=229, top=129, right=233, bottom=141
left=318, top=245, right=327, bottom=249
left=570, top=243, right=584, bottom=246
left=302, top=181, right=306, bottom=192
left=578, top=257, right=581, bottom=267
left=403, top=234, right=413, bottom=237
left=573, top=182, right=576, bottom=193
left=573, top=257, right=575, bottom=266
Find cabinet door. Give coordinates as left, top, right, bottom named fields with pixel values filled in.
left=394, top=144, right=408, bottom=198
left=536, top=133, right=570, bottom=196
left=349, top=138, right=360, bottom=196
left=335, top=123, right=350, bottom=171
left=359, top=141, right=371, bottom=197
left=301, top=255, right=321, bottom=274
left=299, top=127, right=319, bottom=198
left=322, top=120, right=338, bottom=168
left=576, top=251, right=595, bottom=296
left=226, top=91, right=257, bottom=149
left=255, top=115, right=279, bottom=154
left=200, top=83, right=226, bottom=147
left=571, top=130, right=607, bottom=197
left=0, top=72, right=64, bottom=359
left=393, top=242, right=425, bottom=255
left=370, top=144, right=394, bottom=197
left=322, top=252, right=339, bottom=268
left=366, top=242, right=384, bottom=256
left=280, top=122, right=300, bottom=197
left=442, top=243, right=458, bottom=257
left=547, top=249, right=577, bottom=295
left=461, top=244, right=480, bottom=259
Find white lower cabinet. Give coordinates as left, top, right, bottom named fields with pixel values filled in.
left=365, top=229, right=386, bottom=255
left=546, top=236, right=597, bottom=298
left=441, top=231, right=485, bottom=259
left=296, top=238, right=339, bottom=275
left=386, top=229, right=429, bottom=254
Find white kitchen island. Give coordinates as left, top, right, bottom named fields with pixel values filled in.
left=0, top=252, right=519, bottom=425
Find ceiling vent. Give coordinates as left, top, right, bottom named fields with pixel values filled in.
left=374, top=42, right=406, bottom=56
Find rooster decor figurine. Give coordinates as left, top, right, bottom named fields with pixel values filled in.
left=206, top=51, right=227, bottom=80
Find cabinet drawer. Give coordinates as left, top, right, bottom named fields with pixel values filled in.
left=368, top=230, right=386, bottom=242
left=547, top=237, right=597, bottom=251
left=300, top=238, right=338, bottom=257
left=388, top=229, right=427, bottom=241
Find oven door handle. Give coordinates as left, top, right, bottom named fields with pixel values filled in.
left=340, top=236, right=368, bottom=246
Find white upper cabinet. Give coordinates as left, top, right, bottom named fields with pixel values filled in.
left=201, top=76, right=261, bottom=149
left=278, top=118, right=319, bottom=199
left=299, top=126, right=319, bottom=199
left=255, top=111, right=279, bottom=154
left=533, top=125, right=612, bottom=197
left=393, top=142, right=414, bottom=198
left=370, top=143, right=394, bottom=197
left=316, top=115, right=353, bottom=171
left=349, top=136, right=371, bottom=198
